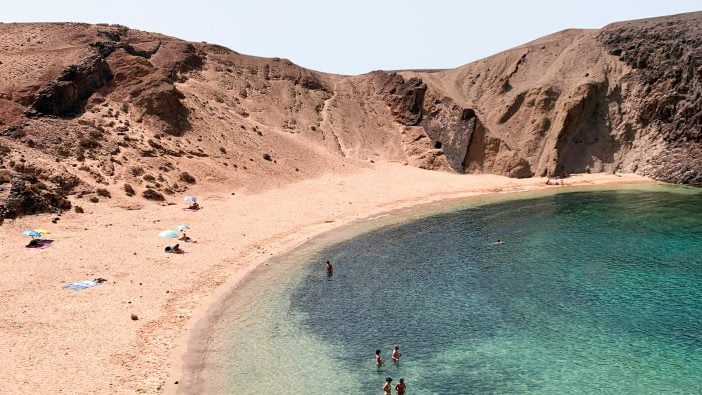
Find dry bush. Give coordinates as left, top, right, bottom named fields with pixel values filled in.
left=78, top=137, right=99, bottom=149
left=142, top=188, right=165, bottom=201
left=0, top=170, right=10, bottom=184
left=179, top=172, right=196, bottom=184
left=96, top=188, right=111, bottom=198
left=123, top=183, right=135, bottom=196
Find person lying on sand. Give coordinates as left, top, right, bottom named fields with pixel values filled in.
left=165, top=244, right=184, bottom=254
left=27, top=239, right=40, bottom=247
left=179, top=233, right=194, bottom=242
left=187, top=202, right=200, bottom=210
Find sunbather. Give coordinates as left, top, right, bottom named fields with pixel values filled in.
left=187, top=202, right=200, bottom=210
left=165, top=244, right=185, bottom=253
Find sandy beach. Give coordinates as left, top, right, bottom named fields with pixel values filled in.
left=0, top=164, right=653, bottom=393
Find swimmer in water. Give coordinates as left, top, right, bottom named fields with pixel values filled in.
left=391, top=345, right=401, bottom=364
left=375, top=349, right=384, bottom=367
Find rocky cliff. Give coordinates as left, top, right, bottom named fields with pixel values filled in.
left=0, top=12, right=700, bottom=219
left=402, top=12, right=701, bottom=182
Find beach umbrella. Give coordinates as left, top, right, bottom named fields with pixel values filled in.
left=34, top=228, right=51, bottom=235
left=159, top=230, right=179, bottom=239
left=183, top=195, right=197, bottom=203
left=175, top=224, right=190, bottom=232
left=22, top=230, right=41, bottom=239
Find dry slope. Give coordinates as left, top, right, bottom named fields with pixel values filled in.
left=0, top=12, right=700, bottom=220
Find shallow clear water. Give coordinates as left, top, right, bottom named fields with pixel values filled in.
left=201, top=187, right=702, bottom=394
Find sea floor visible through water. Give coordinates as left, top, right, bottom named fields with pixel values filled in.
left=190, top=184, right=702, bottom=394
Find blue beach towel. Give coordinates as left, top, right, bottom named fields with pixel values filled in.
left=62, top=280, right=99, bottom=291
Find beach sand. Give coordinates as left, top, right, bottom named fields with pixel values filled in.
left=0, top=164, right=653, bottom=393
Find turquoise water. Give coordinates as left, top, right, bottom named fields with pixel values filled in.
left=200, top=187, right=702, bottom=394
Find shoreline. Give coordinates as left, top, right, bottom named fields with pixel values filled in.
left=0, top=165, right=657, bottom=393
left=164, top=170, right=657, bottom=393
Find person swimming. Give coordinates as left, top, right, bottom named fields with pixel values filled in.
left=326, top=260, right=333, bottom=276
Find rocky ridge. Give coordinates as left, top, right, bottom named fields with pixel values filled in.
left=0, top=12, right=700, bottom=220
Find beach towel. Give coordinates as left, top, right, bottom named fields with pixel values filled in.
left=62, top=280, right=100, bottom=291
left=182, top=208, right=200, bottom=212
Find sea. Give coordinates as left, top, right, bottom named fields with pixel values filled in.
left=192, top=184, right=702, bottom=394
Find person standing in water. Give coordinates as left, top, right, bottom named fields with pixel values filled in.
left=375, top=349, right=384, bottom=367
left=326, top=260, right=333, bottom=277
left=395, top=378, right=406, bottom=394
left=391, top=345, right=401, bottom=364
left=383, top=377, right=393, bottom=394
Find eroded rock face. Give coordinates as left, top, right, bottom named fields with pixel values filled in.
left=30, top=56, right=113, bottom=116
left=386, top=12, right=702, bottom=184
left=134, top=83, right=190, bottom=136
left=372, top=71, right=426, bottom=126
left=597, top=12, right=702, bottom=184
left=420, top=96, right=478, bottom=173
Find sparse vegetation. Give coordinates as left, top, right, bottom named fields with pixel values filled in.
left=0, top=170, right=10, bottom=184
left=130, top=166, right=144, bottom=176
left=179, top=172, right=196, bottom=184
left=263, top=153, right=272, bottom=161
left=142, top=188, right=165, bottom=201
left=143, top=174, right=156, bottom=182
left=74, top=206, right=84, bottom=213
left=96, top=188, right=111, bottom=198
left=123, top=183, right=135, bottom=196
left=78, top=137, right=99, bottom=149
left=89, top=196, right=99, bottom=203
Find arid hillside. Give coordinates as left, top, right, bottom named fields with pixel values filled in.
left=0, top=12, right=700, bottom=220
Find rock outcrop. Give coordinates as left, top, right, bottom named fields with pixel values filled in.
left=372, top=71, right=427, bottom=126
left=30, top=55, right=113, bottom=116
left=597, top=12, right=702, bottom=183
left=0, top=177, right=71, bottom=219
